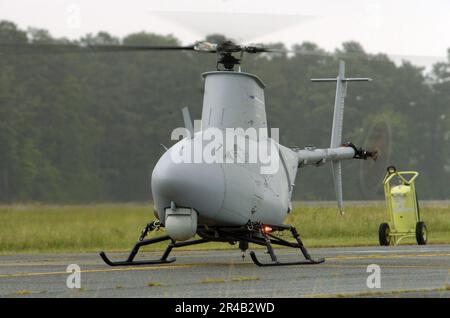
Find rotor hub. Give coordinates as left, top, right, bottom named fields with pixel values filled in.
left=217, top=53, right=241, bottom=71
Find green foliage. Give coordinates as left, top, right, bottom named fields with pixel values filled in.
left=0, top=203, right=448, bottom=253
left=0, top=20, right=449, bottom=202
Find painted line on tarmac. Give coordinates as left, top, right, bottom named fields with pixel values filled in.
left=304, top=286, right=450, bottom=298
left=338, top=248, right=450, bottom=254
left=327, top=252, right=450, bottom=261
left=0, top=264, right=198, bottom=279
left=1, top=261, right=448, bottom=280
left=1, top=252, right=448, bottom=278
left=318, top=264, right=450, bottom=270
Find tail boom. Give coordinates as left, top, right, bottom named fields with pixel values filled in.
left=296, top=146, right=355, bottom=166
left=295, top=144, right=375, bottom=214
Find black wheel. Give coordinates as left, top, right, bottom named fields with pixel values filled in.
left=415, top=221, right=427, bottom=245
left=378, top=223, right=391, bottom=246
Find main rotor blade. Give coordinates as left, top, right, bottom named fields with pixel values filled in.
left=287, top=48, right=390, bottom=63
left=0, top=42, right=196, bottom=55
left=270, top=47, right=446, bottom=66
left=2, top=41, right=442, bottom=66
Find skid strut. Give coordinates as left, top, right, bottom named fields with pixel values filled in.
left=100, top=235, right=176, bottom=266
left=248, top=225, right=325, bottom=266
left=100, top=220, right=208, bottom=266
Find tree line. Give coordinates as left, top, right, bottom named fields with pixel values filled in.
left=0, top=20, right=449, bottom=202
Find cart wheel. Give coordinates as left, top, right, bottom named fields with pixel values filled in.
left=415, top=221, right=427, bottom=245
left=378, top=223, right=391, bottom=246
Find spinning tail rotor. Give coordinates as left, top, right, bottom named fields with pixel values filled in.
left=359, top=118, right=392, bottom=199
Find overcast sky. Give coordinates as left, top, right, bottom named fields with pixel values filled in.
left=1, top=0, right=449, bottom=68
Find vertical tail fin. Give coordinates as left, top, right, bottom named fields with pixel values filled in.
left=330, top=61, right=347, bottom=148
left=182, top=106, right=194, bottom=138
left=331, top=161, right=344, bottom=214
left=331, top=61, right=346, bottom=215
left=311, top=60, right=371, bottom=214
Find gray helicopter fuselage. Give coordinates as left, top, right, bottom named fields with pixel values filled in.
left=152, top=134, right=299, bottom=226
left=151, top=71, right=298, bottom=227
left=151, top=66, right=364, bottom=241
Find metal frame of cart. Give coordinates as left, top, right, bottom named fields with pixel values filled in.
left=379, top=166, right=427, bottom=246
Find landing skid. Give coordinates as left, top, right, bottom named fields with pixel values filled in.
left=100, top=251, right=176, bottom=266
left=99, top=221, right=207, bottom=266
left=249, top=252, right=324, bottom=266
left=99, top=220, right=324, bottom=267
left=245, top=225, right=325, bottom=266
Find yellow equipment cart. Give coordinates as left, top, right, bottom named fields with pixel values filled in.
left=379, top=166, right=427, bottom=246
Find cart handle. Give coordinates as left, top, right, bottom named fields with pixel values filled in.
left=383, top=171, right=419, bottom=186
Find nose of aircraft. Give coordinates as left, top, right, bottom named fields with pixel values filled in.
left=151, top=149, right=225, bottom=223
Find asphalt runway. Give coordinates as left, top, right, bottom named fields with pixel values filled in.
left=1, top=245, right=449, bottom=298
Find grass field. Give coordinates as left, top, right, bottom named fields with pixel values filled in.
left=0, top=202, right=449, bottom=254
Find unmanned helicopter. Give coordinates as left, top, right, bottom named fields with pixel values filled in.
left=3, top=40, right=378, bottom=266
